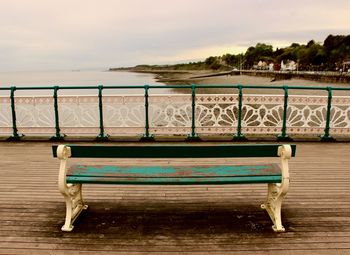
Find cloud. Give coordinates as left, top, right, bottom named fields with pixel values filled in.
left=0, top=0, right=349, bottom=71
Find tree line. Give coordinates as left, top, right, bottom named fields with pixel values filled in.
left=111, top=34, right=350, bottom=72
left=204, top=34, right=350, bottom=71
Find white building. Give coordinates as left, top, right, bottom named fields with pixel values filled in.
left=281, top=60, right=297, bottom=71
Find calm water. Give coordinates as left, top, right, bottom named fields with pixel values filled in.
left=1, top=70, right=349, bottom=97
left=0, top=70, right=172, bottom=96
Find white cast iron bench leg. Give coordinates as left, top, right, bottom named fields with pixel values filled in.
left=261, top=145, right=291, bottom=232
left=57, top=145, right=88, bottom=232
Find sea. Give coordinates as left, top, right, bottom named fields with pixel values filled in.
left=1, top=70, right=349, bottom=97
left=0, top=70, right=170, bottom=96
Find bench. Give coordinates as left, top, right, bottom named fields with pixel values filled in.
left=53, top=144, right=296, bottom=232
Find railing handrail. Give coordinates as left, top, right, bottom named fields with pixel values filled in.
left=2, top=93, right=350, bottom=99
left=1, top=84, right=350, bottom=91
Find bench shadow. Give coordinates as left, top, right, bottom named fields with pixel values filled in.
left=65, top=200, right=289, bottom=237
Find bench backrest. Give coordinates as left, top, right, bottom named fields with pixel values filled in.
left=52, top=144, right=296, bottom=158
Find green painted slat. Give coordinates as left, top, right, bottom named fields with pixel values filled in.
left=67, top=164, right=282, bottom=185
left=68, top=164, right=281, bottom=178
left=66, top=175, right=282, bottom=185
left=52, top=144, right=296, bottom=158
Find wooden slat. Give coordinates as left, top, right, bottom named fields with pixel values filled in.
left=66, top=175, right=283, bottom=185
left=68, top=164, right=281, bottom=177
left=66, top=164, right=281, bottom=184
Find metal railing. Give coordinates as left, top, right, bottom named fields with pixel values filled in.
left=1, top=84, right=350, bottom=141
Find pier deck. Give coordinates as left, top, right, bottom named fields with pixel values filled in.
left=0, top=142, right=349, bottom=254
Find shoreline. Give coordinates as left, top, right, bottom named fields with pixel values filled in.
left=110, top=68, right=350, bottom=86
left=110, top=69, right=223, bottom=84
left=111, top=69, right=350, bottom=96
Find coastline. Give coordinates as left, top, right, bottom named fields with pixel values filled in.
left=110, top=69, right=350, bottom=95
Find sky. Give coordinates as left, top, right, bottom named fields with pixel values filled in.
left=1, top=0, right=349, bottom=71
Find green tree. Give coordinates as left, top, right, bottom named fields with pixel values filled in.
left=244, top=43, right=273, bottom=68
left=204, top=56, right=223, bottom=70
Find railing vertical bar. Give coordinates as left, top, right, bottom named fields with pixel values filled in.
left=277, top=85, right=292, bottom=141
left=237, top=86, right=243, bottom=136
left=141, top=85, right=154, bottom=141
left=7, top=86, right=22, bottom=141
left=187, top=84, right=200, bottom=141
left=50, top=86, right=64, bottom=141
left=191, top=84, right=196, bottom=137
left=96, top=85, right=109, bottom=141
left=320, top=86, right=335, bottom=141
left=233, top=85, right=246, bottom=141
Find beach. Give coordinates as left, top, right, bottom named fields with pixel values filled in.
left=147, top=70, right=350, bottom=96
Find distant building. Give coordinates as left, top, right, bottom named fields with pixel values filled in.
left=343, top=60, right=350, bottom=72
left=281, top=60, right=297, bottom=71
left=255, top=60, right=268, bottom=70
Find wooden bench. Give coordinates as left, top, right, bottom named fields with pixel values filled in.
left=53, top=144, right=296, bottom=232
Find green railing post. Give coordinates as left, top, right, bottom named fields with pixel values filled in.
left=96, top=85, right=109, bottom=141
left=50, top=86, right=65, bottom=141
left=187, top=84, right=201, bottom=141
left=277, top=85, right=293, bottom=141
left=7, top=86, right=23, bottom=141
left=233, top=85, right=247, bottom=141
left=140, top=85, right=155, bottom=141
left=320, top=86, right=335, bottom=142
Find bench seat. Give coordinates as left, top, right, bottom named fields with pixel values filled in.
left=67, top=164, right=282, bottom=185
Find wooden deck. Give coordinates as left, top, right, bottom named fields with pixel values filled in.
left=0, top=142, right=349, bottom=254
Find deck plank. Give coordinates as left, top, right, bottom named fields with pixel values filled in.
left=0, top=142, right=350, bottom=254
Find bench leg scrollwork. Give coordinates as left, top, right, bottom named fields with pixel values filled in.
left=261, top=181, right=289, bottom=232
left=61, top=183, right=88, bottom=232
left=261, top=145, right=291, bottom=232
left=57, top=145, right=88, bottom=232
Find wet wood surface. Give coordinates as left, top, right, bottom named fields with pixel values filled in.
left=0, top=141, right=349, bottom=254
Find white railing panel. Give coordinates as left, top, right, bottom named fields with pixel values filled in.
left=58, top=96, right=99, bottom=135
left=15, top=96, right=54, bottom=135
left=103, top=95, right=145, bottom=134
left=0, top=97, right=12, bottom=135
left=149, top=94, right=192, bottom=135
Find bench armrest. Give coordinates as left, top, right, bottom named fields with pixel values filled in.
left=278, top=145, right=292, bottom=160
left=57, top=145, right=71, bottom=160
left=57, top=145, right=72, bottom=195
left=278, top=145, right=291, bottom=180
